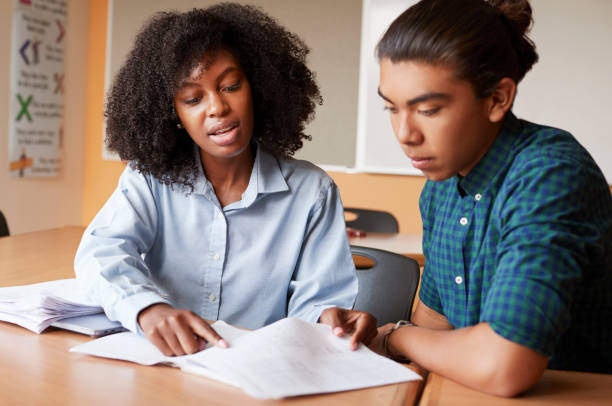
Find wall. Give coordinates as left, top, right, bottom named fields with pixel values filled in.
left=513, top=0, right=612, bottom=183
left=0, top=0, right=89, bottom=235
left=82, top=0, right=124, bottom=227
left=329, top=172, right=425, bottom=233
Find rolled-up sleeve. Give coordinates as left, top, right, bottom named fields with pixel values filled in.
left=481, top=158, right=600, bottom=355
left=287, top=181, right=358, bottom=323
left=74, top=166, right=170, bottom=333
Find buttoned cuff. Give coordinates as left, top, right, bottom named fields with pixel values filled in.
left=113, top=291, right=171, bottom=334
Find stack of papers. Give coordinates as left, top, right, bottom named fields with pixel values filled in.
left=0, top=279, right=103, bottom=333
left=71, top=317, right=422, bottom=399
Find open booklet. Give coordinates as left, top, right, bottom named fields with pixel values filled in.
left=0, top=279, right=103, bottom=333
left=71, top=317, right=422, bottom=399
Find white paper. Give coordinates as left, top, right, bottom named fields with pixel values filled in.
left=71, top=318, right=421, bottom=399
left=70, top=320, right=248, bottom=366
left=0, top=279, right=103, bottom=333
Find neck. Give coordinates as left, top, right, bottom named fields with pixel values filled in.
left=200, top=145, right=255, bottom=207
left=459, top=119, right=504, bottom=177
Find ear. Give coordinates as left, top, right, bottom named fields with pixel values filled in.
left=487, top=78, right=516, bottom=123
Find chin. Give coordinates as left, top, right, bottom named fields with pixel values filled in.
left=423, top=171, right=454, bottom=182
left=200, top=137, right=252, bottom=159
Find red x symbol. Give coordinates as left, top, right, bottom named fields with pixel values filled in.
left=56, top=20, right=65, bottom=43
left=54, top=73, right=64, bottom=94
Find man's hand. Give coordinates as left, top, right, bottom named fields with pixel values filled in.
left=319, top=307, right=377, bottom=350
left=137, top=303, right=228, bottom=356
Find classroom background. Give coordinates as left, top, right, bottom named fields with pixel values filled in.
left=1, top=0, right=611, bottom=236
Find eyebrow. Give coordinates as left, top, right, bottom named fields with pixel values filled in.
left=176, top=66, right=242, bottom=90
left=377, top=88, right=450, bottom=106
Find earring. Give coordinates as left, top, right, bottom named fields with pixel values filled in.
left=177, top=123, right=183, bottom=129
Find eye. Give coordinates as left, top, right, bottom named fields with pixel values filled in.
left=222, top=82, right=241, bottom=92
left=183, top=97, right=201, bottom=105
left=418, top=107, right=441, bottom=116
left=383, top=105, right=398, bottom=114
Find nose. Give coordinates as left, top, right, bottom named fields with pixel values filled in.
left=206, top=92, right=228, bottom=117
left=395, top=112, right=423, bottom=145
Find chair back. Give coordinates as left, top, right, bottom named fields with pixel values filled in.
left=0, top=210, right=9, bottom=237
left=351, top=245, right=419, bottom=326
left=344, top=207, right=399, bottom=233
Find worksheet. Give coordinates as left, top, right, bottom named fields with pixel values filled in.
left=71, top=318, right=421, bottom=399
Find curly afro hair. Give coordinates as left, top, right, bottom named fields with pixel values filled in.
left=105, top=3, right=322, bottom=188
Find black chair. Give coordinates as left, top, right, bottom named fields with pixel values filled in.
left=344, top=207, right=399, bottom=233
left=0, top=210, right=9, bottom=237
left=351, top=246, right=420, bottom=327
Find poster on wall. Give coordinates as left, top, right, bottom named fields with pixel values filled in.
left=8, top=0, right=66, bottom=178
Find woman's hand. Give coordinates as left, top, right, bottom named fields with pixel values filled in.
left=369, top=323, right=395, bottom=356
left=319, top=307, right=378, bottom=350
left=137, top=303, right=228, bottom=356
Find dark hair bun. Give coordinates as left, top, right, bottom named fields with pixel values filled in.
left=377, top=0, right=538, bottom=97
left=487, top=0, right=533, bottom=35
left=487, top=0, right=538, bottom=81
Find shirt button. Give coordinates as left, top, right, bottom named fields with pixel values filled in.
left=475, top=193, right=482, bottom=201
left=209, top=293, right=216, bottom=302
left=217, top=211, right=223, bottom=219
left=214, top=253, right=221, bottom=261
left=459, top=217, right=468, bottom=226
left=455, top=276, right=463, bottom=285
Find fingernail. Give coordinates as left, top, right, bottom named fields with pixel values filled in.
left=351, top=342, right=358, bottom=351
left=333, top=327, right=344, bottom=335
left=218, top=339, right=229, bottom=348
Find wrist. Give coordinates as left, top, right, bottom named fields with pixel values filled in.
left=138, top=303, right=170, bottom=327
left=383, top=320, right=413, bottom=362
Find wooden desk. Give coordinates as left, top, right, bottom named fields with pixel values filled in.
left=0, top=227, right=424, bottom=406
left=420, top=371, right=612, bottom=406
left=349, top=232, right=424, bottom=266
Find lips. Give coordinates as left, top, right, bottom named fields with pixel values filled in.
left=408, top=156, right=433, bottom=170
left=208, top=121, right=239, bottom=136
left=207, top=120, right=241, bottom=147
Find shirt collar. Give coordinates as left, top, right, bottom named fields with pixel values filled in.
left=240, top=143, right=289, bottom=207
left=191, top=143, right=289, bottom=207
left=458, top=112, right=523, bottom=198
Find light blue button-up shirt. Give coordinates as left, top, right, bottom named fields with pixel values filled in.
left=74, top=145, right=357, bottom=332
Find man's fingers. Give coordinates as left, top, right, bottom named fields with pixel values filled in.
left=190, top=316, right=229, bottom=348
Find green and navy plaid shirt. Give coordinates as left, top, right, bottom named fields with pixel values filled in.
left=419, top=113, right=612, bottom=373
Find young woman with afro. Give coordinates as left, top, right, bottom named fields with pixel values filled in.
left=75, top=3, right=376, bottom=357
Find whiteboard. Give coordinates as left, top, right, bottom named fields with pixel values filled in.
left=355, top=0, right=612, bottom=182
left=356, top=0, right=421, bottom=176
